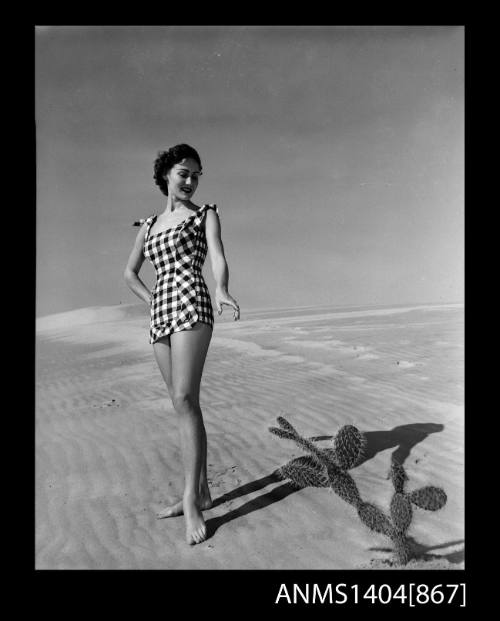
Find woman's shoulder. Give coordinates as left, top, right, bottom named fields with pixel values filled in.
left=192, top=203, right=218, bottom=222
left=198, top=205, right=220, bottom=236
left=201, top=203, right=219, bottom=215
left=132, top=215, right=156, bottom=243
left=198, top=204, right=219, bottom=222
left=133, top=214, right=157, bottom=226
left=189, top=203, right=217, bottom=213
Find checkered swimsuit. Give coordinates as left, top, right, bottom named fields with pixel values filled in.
left=143, top=204, right=218, bottom=344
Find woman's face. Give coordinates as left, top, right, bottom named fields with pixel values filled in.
left=165, top=158, right=201, bottom=201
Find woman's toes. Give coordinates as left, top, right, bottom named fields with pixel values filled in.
left=198, top=527, right=207, bottom=543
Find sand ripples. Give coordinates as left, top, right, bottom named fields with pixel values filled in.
left=36, top=303, right=463, bottom=568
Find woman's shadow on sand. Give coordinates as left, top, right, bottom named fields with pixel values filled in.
left=205, top=422, right=450, bottom=544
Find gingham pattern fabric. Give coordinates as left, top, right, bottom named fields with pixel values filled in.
left=143, top=204, right=218, bottom=344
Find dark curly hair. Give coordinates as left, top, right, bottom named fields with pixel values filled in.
left=153, top=144, right=203, bottom=196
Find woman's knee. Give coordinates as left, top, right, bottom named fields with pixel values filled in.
left=172, top=391, right=200, bottom=414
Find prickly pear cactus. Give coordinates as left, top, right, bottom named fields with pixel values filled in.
left=269, top=416, right=448, bottom=567
left=270, top=416, right=365, bottom=470
left=269, top=417, right=365, bottom=507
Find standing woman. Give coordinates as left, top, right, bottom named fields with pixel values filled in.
left=124, top=144, right=240, bottom=545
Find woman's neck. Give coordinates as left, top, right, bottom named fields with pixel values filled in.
left=165, top=196, right=193, bottom=213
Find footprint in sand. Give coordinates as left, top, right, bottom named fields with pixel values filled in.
left=92, top=399, right=120, bottom=408
left=209, top=466, right=241, bottom=506
left=396, top=360, right=416, bottom=369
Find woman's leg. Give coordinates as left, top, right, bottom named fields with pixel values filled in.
left=169, top=322, right=213, bottom=544
left=153, top=334, right=212, bottom=519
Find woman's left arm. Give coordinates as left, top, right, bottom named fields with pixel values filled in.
left=205, top=208, right=240, bottom=320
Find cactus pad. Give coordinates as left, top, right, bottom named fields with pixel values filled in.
left=277, top=455, right=329, bottom=489
left=389, top=460, right=409, bottom=493
left=409, top=486, right=447, bottom=511
left=268, top=426, right=297, bottom=442
left=390, top=492, right=413, bottom=533
left=357, top=502, right=394, bottom=536
left=328, top=469, right=362, bottom=506
left=392, top=533, right=412, bottom=566
left=333, top=425, right=366, bottom=470
left=276, top=416, right=299, bottom=436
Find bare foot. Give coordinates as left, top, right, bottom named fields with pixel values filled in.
left=156, top=488, right=212, bottom=519
left=183, top=494, right=207, bottom=545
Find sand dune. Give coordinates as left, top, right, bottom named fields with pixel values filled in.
left=36, top=302, right=464, bottom=569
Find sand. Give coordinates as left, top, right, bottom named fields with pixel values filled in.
left=36, top=302, right=464, bottom=569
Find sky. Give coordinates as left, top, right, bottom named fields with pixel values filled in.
left=35, top=26, right=464, bottom=318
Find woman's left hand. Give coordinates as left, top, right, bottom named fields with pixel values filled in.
left=216, top=289, right=240, bottom=321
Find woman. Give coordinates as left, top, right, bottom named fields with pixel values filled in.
left=124, top=144, right=240, bottom=545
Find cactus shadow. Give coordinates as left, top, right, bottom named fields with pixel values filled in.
left=369, top=537, right=464, bottom=566
left=357, top=423, right=444, bottom=467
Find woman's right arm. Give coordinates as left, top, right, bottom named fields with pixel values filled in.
left=123, top=222, right=153, bottom=305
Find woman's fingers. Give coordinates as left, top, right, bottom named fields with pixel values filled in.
left=232, top=301, right=240, bottom=321
left=217, top=297, right=239, bottom=311
left=217, top=298, right=240, bottom=320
